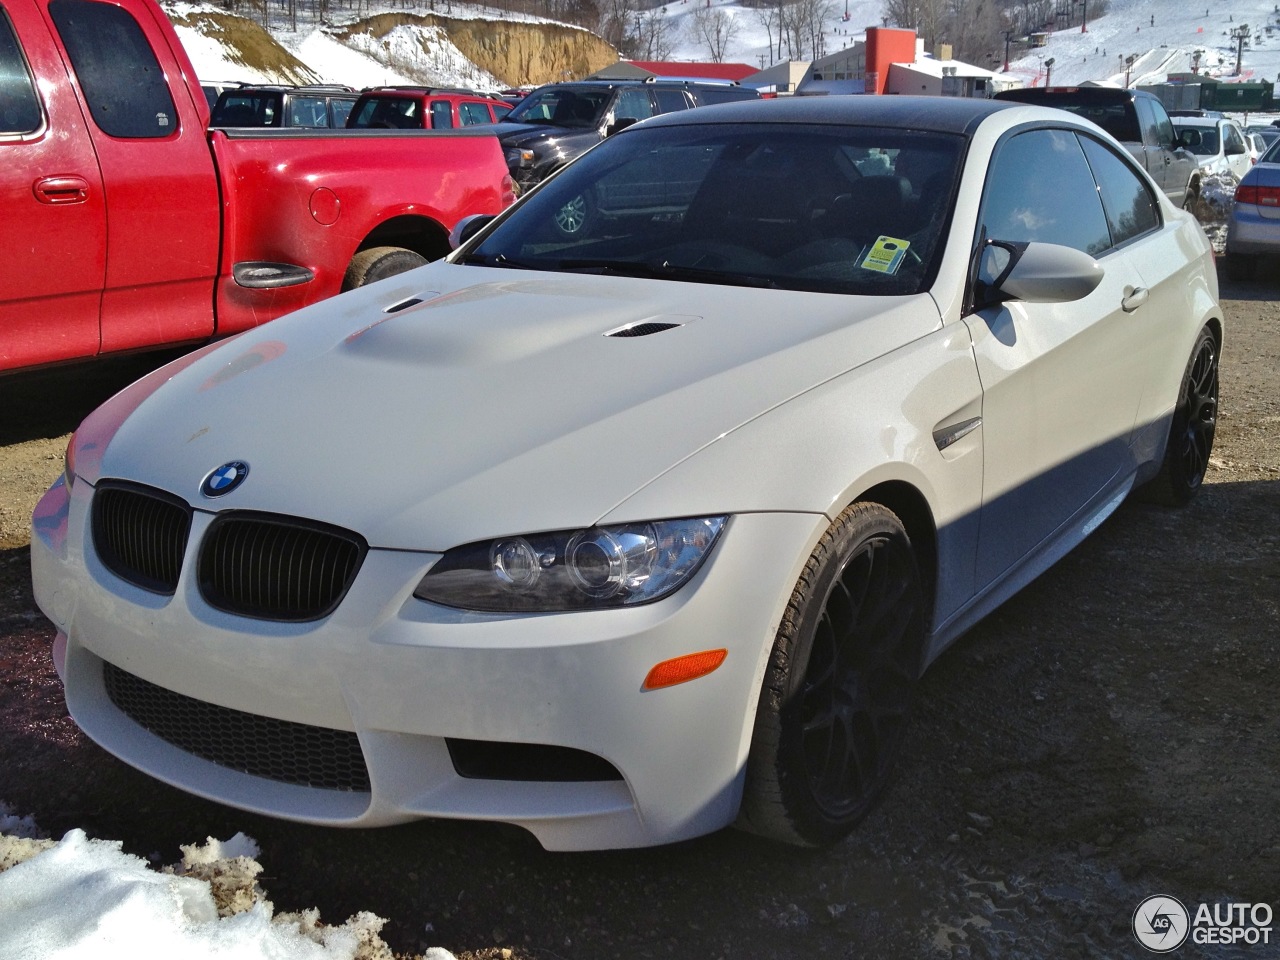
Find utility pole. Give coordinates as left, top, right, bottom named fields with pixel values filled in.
left=1124, top=52, right=1138, bottom=87
left=1080, top=0, right=1088, bottom=33
left=1003, top=29, right=1014, bottom=71
left=1044, top=57, right=1055, bottom=86
left=1231, top=24, right=1251, bottom=75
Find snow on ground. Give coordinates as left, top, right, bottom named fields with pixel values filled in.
left=0, top=804, right=452, bottom=960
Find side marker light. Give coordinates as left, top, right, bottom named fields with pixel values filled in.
left=643, top=649, right=728, bottom=690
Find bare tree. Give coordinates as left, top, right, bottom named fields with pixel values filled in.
left=688, top=6, right=741, bottom=62
left=634, top=7, right=676, bottom=59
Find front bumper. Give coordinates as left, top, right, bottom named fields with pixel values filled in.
left=32, top=476, right=824, bottom=850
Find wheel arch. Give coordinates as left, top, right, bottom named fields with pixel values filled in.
left=842, top=479, right=940, bottom=632
left=354, top=214, right=452, bottom=264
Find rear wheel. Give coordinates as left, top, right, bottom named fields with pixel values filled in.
left=1139, top=326, right=1219, bottom=506
left=740, top=502, right=926, bottom=847
left=342, top=246, right=428, bottom=290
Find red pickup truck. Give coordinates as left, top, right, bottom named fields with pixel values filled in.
left=1, top=0, right=514, bottom=373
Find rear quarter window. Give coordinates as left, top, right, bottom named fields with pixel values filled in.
left=49, top=0, right=177, bottom=138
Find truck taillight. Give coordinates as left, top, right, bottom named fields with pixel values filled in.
left=1236, top=184, right=1280, bottom=207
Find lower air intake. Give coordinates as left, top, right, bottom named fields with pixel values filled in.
left=103, top=661, right=370, bottom=792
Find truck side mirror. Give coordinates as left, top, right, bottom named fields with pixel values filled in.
left=1177, top=129, right=1202, bottom=149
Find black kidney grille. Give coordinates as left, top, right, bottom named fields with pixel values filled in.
left=92, top=484, right=192, bottom=594
left=198, top=514, right=365, bottom=622
left=102, top=661, right=370, bottom=792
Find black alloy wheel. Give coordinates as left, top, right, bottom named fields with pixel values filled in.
left=740, top=502, right=927, bottom=847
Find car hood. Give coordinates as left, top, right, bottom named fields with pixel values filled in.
left=86, top=263, right=941, bottom=550
left=496, top=122, right=598, bottom=148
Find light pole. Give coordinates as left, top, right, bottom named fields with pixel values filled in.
left=1003, top=29, right=1014, bottom=71
left=1044, top=56, right=1055, bottom=87
left=1079, top=0, right=1087, bottom=33
left=1124, top=53, right=1138, bottom=87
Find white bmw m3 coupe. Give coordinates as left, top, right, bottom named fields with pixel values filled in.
left=32, top=96, right=1222, bottom=851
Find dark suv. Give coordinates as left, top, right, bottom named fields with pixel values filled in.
left=496, top=80, right=761, bottom=191
left=210, top=84, right=357, bottom=128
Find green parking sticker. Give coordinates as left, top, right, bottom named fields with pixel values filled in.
left=860, top=236, right=910, bottom=274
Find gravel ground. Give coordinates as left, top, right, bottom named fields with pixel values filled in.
left=1, top=265, right=1277, bottom=959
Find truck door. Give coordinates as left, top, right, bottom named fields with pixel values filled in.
left=0, top=0, right=105, bottom=372
left=45, top=0, right=219, bottom=355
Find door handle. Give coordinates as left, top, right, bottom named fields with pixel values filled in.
left=1122, top=286, right=1150, bottom=312
left=34, top=176, right=90, bottom=205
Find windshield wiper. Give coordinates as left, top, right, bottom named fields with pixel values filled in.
left=457, top=252, right=541, bottom=270
left=556, top=258, right=778, bottom=289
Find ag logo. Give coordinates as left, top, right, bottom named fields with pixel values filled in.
left=1133, top=895, right=1190, bottom=953
left=201, top=461, right=249, bottom=498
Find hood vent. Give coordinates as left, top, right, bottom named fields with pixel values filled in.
left=606, top=315, right=696, bottom=338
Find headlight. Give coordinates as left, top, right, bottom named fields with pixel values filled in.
left=415, top=516, right=727, bottom=612
left=506, top=147, right=535, bottom=168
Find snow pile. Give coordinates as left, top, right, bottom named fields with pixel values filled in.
left=0, top=809, right=447, bottom=960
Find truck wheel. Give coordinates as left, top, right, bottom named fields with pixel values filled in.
left=1182, top=181, right=1200, bottom=214
left=342, top=246, right=427, bottom=290
left=553, top=193, right=595, bottom=237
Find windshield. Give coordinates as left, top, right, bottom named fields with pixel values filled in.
left=505, top=88, right=612, bottom=128
left=464, top=122, right=965, bottom=297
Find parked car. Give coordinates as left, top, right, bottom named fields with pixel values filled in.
left=1, top=0, right=512, bottom=374
left=1245, top=124, right=1280, bottom=148
left=210, top=84, right=358, bottom=128
left=199, top=79, right=244, bottom=110
left=1171, top=116, right=1253, bottom=181
left=1247, top=132, right=1270, bottom=165
left=345, top=87, right=512, bottom=129
left=494, top=79, right=762, bottom=195
left=994, top=87, right=1200, bottom=208
left=1225, top=135, right=1280, bottom=279
left=33, top=96, right=1222, bottom=852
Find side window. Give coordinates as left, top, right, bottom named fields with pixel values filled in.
left=0, top=9, right=42, bottom=134
left=429, top=100, right=453, bottom=129
left=1078, top=134, right=1160, bottom=247
left=48, top=0, right=176, bottom=138
left=1145, top=99, right=1176, bottom=149
left=288, top=95, right=327, bottom=128
left=1133, top=98, right=1162, bottom=147
left=979, top=128, right=1111, bottom=256
left=1223, top=124, right=1246, bottom=155
left=330, top=98, right=354, bottom=128
left=652, top=88, right=692, bottom=113
left=614, top=88, right=654, bottom=121
left=458, top=101, right=491, bottom=125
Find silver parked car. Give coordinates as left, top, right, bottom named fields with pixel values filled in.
left=1226, top=136, right=1280, bottom=280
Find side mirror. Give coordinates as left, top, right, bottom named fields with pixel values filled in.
left=606, top=116, right=640, bottom=137
left=1225, top=141, right=1247, bottom=156
left=449, top=214, right=496, bottom=250
left=975, top=240, right=1104, bottom=307
left=1177, top=128, right=1203, bottom=149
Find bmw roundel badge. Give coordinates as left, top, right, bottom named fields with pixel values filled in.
left=201, top=461, right=249, bottom=498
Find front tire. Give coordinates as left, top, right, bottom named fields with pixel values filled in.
left=740, top=503, right=927, bottom=847
left=1140, top=326, right=1219, bottom=506
left=342, top=246, right=428, bottom=290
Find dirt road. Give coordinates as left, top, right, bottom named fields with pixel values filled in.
left=1, top=268, right=1277, bottom=959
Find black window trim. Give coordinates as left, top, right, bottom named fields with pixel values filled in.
left=0, top=6, right=46, bottom=139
